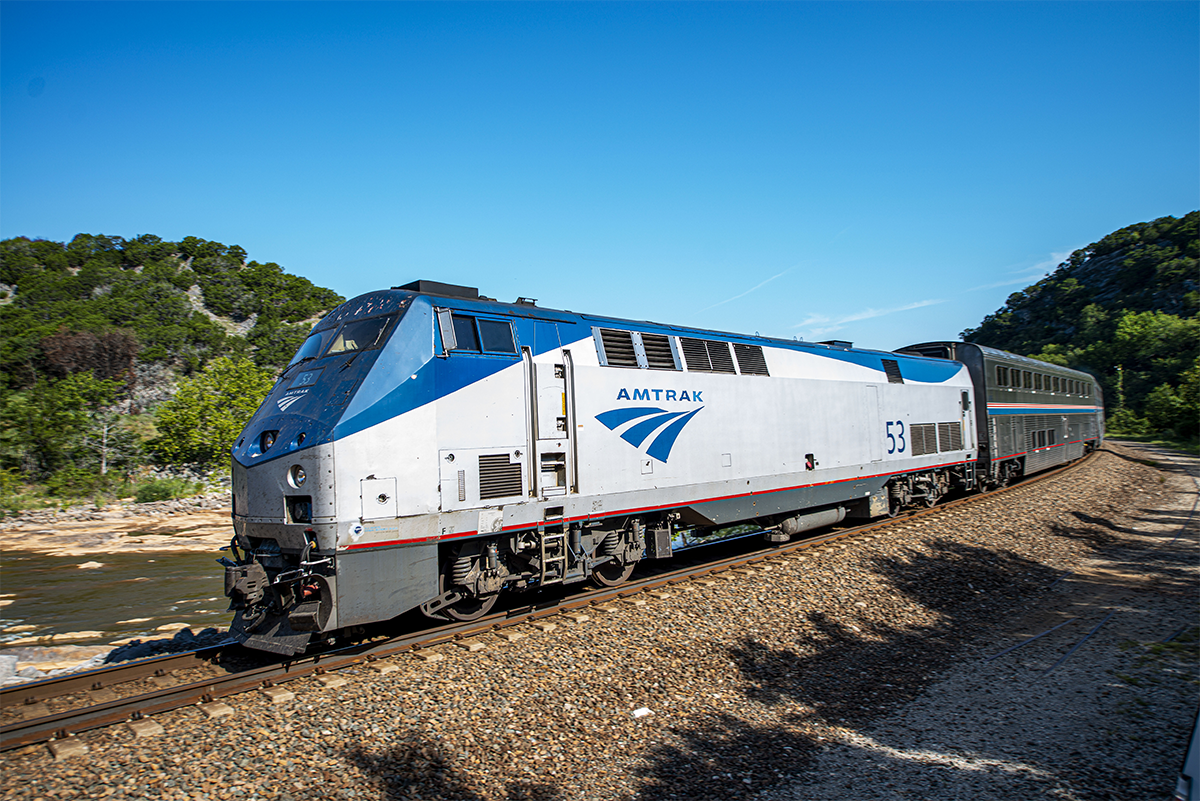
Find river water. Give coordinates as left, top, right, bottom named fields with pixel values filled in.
left=1, top=549, right=232, bottom=646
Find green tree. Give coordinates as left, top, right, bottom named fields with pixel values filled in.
left=1179, top=358, right=1200, bottom=428
left=0, top=372, right=125, bottom=477
left=152, top=357, right=275, bottom=465
left=1145, top=384, right=1185, bottom=436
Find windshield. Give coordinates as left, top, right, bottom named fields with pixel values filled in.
left=288, top=332, right=328, bottom=367
left=325, top=315, right=395, bottom=356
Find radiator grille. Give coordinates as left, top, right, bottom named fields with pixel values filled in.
left=910, top=423, right=937, bottom=456
left=733, top=344, right=769, bottom=376
left=681, top=337, right=736, bottom=373
left=882, top=359, right=904, bottom=384
left=478, top=454, right=522, bottom=499
left=641, top=333, right=677, bottom=370
left=937, top=421, right=963, bottom=452
left=599, top=329, right=638, bottom=367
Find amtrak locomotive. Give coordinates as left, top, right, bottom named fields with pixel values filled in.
left=223, top=281, right=1104, bottom=654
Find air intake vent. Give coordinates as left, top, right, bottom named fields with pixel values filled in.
left=937, top=421, right=963, bottom=452
left=881, top=359, right=904, bottom=384
left=478, top=454, right=522, bottom=499
left=641, top=333, right=678, bottom=370
left=681, top=337, right=736, bottom=373
left=733, top=344, right=769, bottom=376
left=599, top=329, right=638, bottom=367
left=910, top=423, right=937, bottom=456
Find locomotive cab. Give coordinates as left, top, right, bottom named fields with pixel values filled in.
left=224, top=290, right=426, bottom=654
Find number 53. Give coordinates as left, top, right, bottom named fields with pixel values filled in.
left=886, top=421, right=906, bottom=454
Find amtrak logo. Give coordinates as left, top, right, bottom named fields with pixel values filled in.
left=277, top=393, right=305, bottom=412
left=595, top=406, right=704, bottom=463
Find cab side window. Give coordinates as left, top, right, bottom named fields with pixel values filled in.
left=447, top=313, right=516, bottom=355
left=452, top=315, right=481, bottom=351
left=478, top=319, right=517, bottom=353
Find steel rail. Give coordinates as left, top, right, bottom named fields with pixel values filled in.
left=0, top=641, right=236, bottom=709
left=0, top=451, right=1094, bottom=752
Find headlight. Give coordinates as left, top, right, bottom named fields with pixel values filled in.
left=260, top=431, right=277, bottom=451
left=290, top=465, right=307, bottom=487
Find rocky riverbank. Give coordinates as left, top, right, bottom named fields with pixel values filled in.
left=1, top=442, right=1196, bottom=801
left=0, top=493, right=233, bottom=557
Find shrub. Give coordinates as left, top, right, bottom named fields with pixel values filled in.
left=45, top=466, right=105, bottom=498
left=133, top=477, right=198, bottom=503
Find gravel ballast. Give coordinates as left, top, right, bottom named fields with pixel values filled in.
left=2, top=442, right=1196, bottom=801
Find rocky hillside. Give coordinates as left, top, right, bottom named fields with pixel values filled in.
left=962, top=212, right=1198, bottom=438
left=962, top=212, right=1197, bottom=354
left=0, top=234, right=344, bottom=389
left=0, top=234, right=345, bottom=493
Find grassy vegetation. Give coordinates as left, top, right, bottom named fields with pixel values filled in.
left=0, top=471, right=209, bottom=518
left=1104, top=432, right=1200, bottom=457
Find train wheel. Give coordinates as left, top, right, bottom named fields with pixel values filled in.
left=433, top=571, right=499, bottom=622
left=442, top=592, right=498, bottom=622
left=590, top=558, right=636, bottom=588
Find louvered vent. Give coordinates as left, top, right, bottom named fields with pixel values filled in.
left=641, top=333, right=678, bottom=370
left=937, top=421, right=963, bottom=452
left=478, top=454, right=522, bottom=499
left=708, top=341, right=735, bottom=373
left=733, top=344, right=769, bottom=376
left=910, top=423, right=937, bottom=456
left=681, top=337, right=736, bottom=373
left=680, top=338, right=711, bottom=371
left=599, top=329, right=638, bottom=367
left=881, top=359, right=904, bottom=384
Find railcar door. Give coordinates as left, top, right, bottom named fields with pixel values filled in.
left=523, top=326, right=579, bottom=498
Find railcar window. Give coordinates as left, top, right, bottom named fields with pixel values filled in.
left=1034, top=373, right=1042, bottom=391
left=1049, top=429, right=1058, bottom=445
left=1052, top=376, right=1060, bottom=392
left=1023, top=371, right=1032, bottom=389
left=996, top=366, right=1008, bottom=386
left=478, top=319, right=517, bottom=353
left=451, top=315, right=481, bottom=351
left=326, top=315, right=394, bottom=356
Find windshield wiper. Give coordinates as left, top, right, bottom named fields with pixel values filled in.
left=281, top=355, right=318, bottom=379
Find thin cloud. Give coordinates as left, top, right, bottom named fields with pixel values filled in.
left=793, top=298, right=947, bottom=339
left=698, top=267, right=793, bottom=313
left=965, top=249, right=1076, bottom=293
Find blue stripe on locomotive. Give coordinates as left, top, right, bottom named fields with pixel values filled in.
left=239, top=291, right=968, bottom=462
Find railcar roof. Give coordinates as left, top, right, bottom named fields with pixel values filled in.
left=388, top=286, right=954, bottom=367
left=905, top=341, right=1098, bottom=380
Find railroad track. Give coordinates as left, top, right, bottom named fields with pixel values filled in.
left=0, top=453, right=1092, bottom=754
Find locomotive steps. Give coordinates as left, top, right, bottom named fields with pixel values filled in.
left=1, top=442, right=1196, bottom=801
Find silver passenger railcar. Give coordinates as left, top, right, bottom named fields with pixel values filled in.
left=898, top=342, right=1104, bottom=485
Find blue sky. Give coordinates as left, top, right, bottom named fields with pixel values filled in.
left=2, top=2, right=1197, bottom=351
